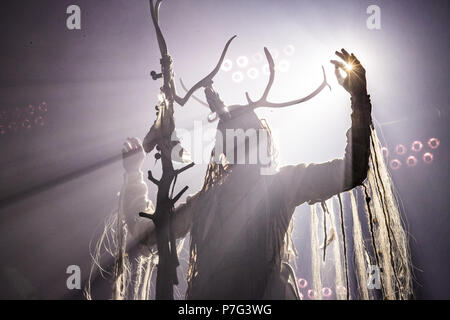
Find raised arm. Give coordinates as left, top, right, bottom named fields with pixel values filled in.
left=119, top=138, right=155, bottom=246
left=278, top=49, right=372, bottom=208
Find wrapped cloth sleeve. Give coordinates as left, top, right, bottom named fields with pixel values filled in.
left=277, top=94, right=372, bottom=210
left=119, top=171, right=155, bottom=244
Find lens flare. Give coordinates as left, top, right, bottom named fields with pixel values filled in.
left=322, top=287, right=332, bottom=298
left=221, top=59, right=233, bottom=72
left=390, top=159, right=402, bottom=170
left=252, top=52, right=263, bottom=63
left=297, top=278, right=308, bottom=289
left=277, top=60, right=290, bottom=72
left=406, top=155, right=417, bottom=167
left=283, top=44, right=295, bottom=56
left=236, top=56, right=249, bottom=68
left=231, top=71, right=244, bottom=83
left=395, top=144, right=406, bottom=155
left=428, top=138, right=440, bottom=149
left=247, top=67, right=259, bottom=80
left=411, top=140, right=423, bottom=152
left=307, top=289, right=316, bottom=300
left=423, top=152, right=433, bottom=164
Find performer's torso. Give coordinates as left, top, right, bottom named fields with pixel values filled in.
left=187, top=167, right=294, bottom=299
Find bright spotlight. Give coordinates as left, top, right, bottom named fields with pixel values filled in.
left=247, top=67, right=259, bottom=80
left=277, top=60, right=290, bottom=72
left=231, top=71, right=244, bottom=83
left=221, top=59, right=233, bottom=72
left=423, top=152, right=433, bottom=164
left=390, top=159, right=402, bottom=170
left=236, top=56, right=249, bottom=68
left=395, top=144, right=406, bottom=155
left=322, top=287, right=332, bottom=298
left=428, top=138, right=440, bottom=149
left=307, top=289, right=316, bottom=300
left=411, top=140, right=423, bottom=152
left=297, top=278, right=308, bottom=289
left=252, top=52, right=263, bottom=63
left=406, top=155, right=418, bottom=167
left=283, top=44, right=295, bottom=56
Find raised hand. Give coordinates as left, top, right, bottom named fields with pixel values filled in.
left=122, top=137, right=145, bottom=173
left=330, top=49, right=367, bottom=97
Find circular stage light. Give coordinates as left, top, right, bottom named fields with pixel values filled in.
left=0, top=125, right=5, bottom=136
left=406, top=155, right=417, bottom=167
left=252, top=52, right=263, bottom=63
left=27, top=104, right=35, bottom=116
left=381, top=146, right=389, bottom=158
left=297, top=278, right=308, bottom=289
left=34, top=115, right=45, bottom=127
left=389, top=159, right=402, bottom=170
left=236, top=56, right=249, bottom=68
left=22, top=119, right=32, bottom=130
left=307, top=289, right=316, bottom=300
left=231, top=71, right=244, bottom=83
left=322, top=287, right=332, bottom=298
left=277, top=60, right=290, bottom=72
left=221, top=59, right=233, bottom=72
left=428, top=138, right=440, bottom=149
left=283, top=44, right=295, bottom=56
left=423, top=152, right=433, bottom=164
left=38, top=101, right=48, bottom=113
left=247, top=67, right=259, bottom=80
left=395, top=144, right=406, bottom=155
left=336, top=285, right=347, bottom=295
left=411, top=140, right=423, bottom=152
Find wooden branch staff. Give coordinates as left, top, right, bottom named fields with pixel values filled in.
left=139, top=0, right=233, bottom=300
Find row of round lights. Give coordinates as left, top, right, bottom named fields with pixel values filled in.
left=381, top=138, right=440, bottom=170
left=221, top=44, right=296, bottom=83
left=0, top=102, right=48, bottom=136
left=297, top=277, right=346, bottom=300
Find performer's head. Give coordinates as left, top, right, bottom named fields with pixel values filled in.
left=214, top=107, right=275, bottom=168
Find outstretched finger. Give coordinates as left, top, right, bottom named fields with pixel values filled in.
left=128, top=137, right=142, bottom=150
left=330, top=60, right=347, bottom=72
left=123, top=141, right=132, bottom=153
left=350, top=53, right=360, bottom=64
left=335, top=51, right=346, bottom=61
left=341, top=48, right=351, bottom=61
left=330, top=62, right=345, bottom=85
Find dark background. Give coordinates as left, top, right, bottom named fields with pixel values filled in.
left=0, top=0, right=448, bottom=299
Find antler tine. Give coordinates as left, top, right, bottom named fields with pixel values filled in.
left=174, top=35, right=237, bottom=106
left=150, top=0, right=167, bottom=56
left=245, top=47, right=330, bottom=109
left=179, top=78, right=209, bottom=107
left=245, top=47, right=275, bottom=106
left=257, top=65, right=331, bottom=108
